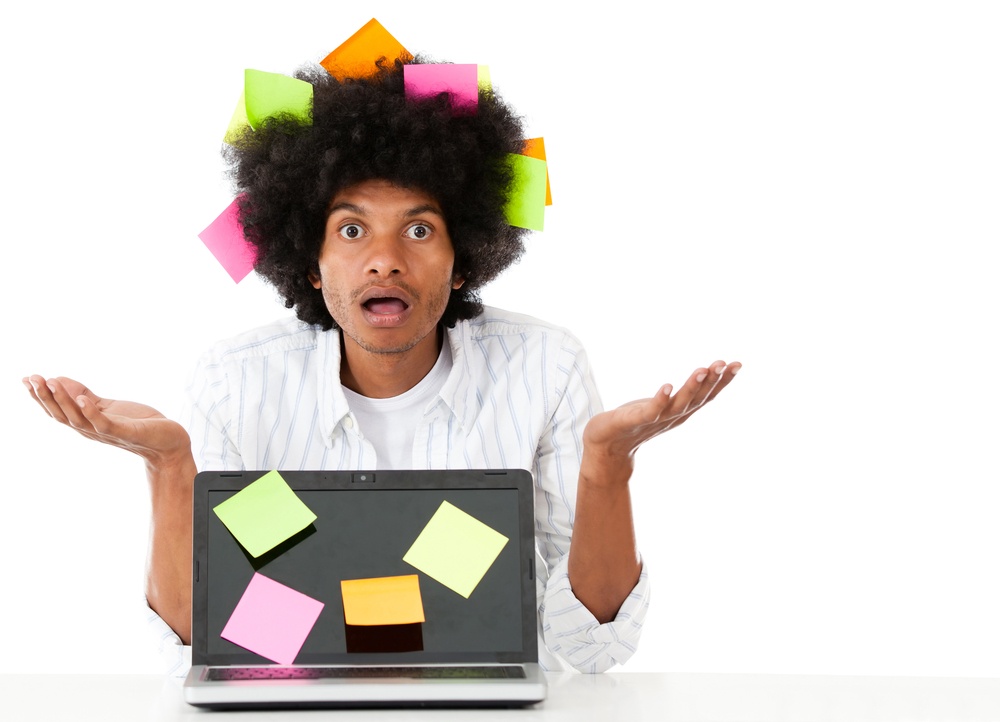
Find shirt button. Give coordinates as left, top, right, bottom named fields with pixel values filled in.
left=344, top=417, right=354, bottom=429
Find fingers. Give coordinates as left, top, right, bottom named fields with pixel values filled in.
left=23, top=375, right=52, bottom=417
left=23, top=375, right=99, bottom=434
left=662, top=360, right=741, bottom=428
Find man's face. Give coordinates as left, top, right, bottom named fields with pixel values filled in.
left=310, top=179, right=464, bottom=358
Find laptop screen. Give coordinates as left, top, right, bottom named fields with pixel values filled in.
left=192, top=469, right=537, bottom=667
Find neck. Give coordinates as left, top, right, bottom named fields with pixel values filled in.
left=340, top=328, right=444, bottom=399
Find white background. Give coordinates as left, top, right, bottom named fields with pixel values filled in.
left=2, top=1, right=998, bottom=677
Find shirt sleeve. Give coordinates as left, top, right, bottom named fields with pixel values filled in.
left=145, top=599, right=191, bottom=678
left=183, top=349, right=243, bottom=471
left=540, top=557, right=650, bottom=673
left=532, top=333, right=650, bottom=673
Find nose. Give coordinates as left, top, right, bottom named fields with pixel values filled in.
left=365, top=232, right=406, bottom=277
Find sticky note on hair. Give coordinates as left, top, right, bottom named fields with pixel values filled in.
left=221, top=573, right=324, bottom=665
left=212, top=470, right=317, bottom=557
left=243, top=69, right=313, bottom=130
left=477, top=65, right=492, bottom=93
left=321, top=18, right=412, bottom=80
left=341, top=575, right=425, bottom=626
left=503, top=154, right=548, bottom=232
left=198, top=196, right=256, bottom=283
left=223, top=92, right=250, bottom=145
left=403, top=64, right=479, bottom=113
left=521, top=138, right=552, bottom=206
left=402, top=501, right=508, bottom=598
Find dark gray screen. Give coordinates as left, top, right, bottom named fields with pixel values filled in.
left=203, top=487, right=525, bottom=665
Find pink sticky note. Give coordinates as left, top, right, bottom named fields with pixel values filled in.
left=403, top=64, right=478, bottom=113
left=198, top=197, right=256, bottom=283
left=220, top=573, right=325, bottom=665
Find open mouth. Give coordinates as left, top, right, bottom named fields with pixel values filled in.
left=362, top=297, right=410, bottom=315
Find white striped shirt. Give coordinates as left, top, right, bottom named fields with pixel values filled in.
left=151, top=306, right=649, bottom=674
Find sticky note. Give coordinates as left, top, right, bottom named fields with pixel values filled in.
left=403, top=501, right=508, bottom=598
left=521, top=138, right=552, bottom=206
left=503, top=154, right=548, bottom=231
left=212, top=470, right=317, bottom=558
left=223, top=92, right=250, bottom=145
left=243, top=69, right=313, bottom=130
left=198, top=197, right=256, bottom=283
left=221, top=573, right=324, bottom=665
left=321, top=18, right=412, bottom=80
left=477, top=65, right=492, bottom=93
left=403, top=64, right=479, bottom=113
left=341, top=575, right=425, bottom=626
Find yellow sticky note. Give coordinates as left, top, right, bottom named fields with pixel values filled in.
left=403, top=501, right=508, bottom=598
left=477, top=65, right=492, bottom=93
left=341, top=575, right=425, bottom=626
left=321, top=18, right=412, bottom=80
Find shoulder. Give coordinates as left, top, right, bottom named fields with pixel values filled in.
left=201, top=316, right=330, bottom=364
left=455, top=306, right=584, bottom=350
left=448, top=307, right=590, bottom=383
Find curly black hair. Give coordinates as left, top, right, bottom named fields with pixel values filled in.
left=224, top=57, right=530, bottom=330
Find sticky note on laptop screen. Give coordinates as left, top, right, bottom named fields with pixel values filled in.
left=402, top=501, right=509, bottom=598
left=341, top=574, right=425, bottom=626
left=212, top=470, right=317, bottom=557
left=220, top=572, right=325, bottom=665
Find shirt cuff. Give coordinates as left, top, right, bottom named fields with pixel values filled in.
left=540, top=557, right=650, bottom=673
left=145, top=598, right=191, bottom=678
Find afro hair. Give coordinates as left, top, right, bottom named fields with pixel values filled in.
left=224, top=57, right=530, bottom=330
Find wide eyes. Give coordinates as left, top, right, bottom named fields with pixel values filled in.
left=338, top=223, right=364, bottom=240
left=404, top=224, right=432, bottom=240
left=336, top=223, right=433, bottom=241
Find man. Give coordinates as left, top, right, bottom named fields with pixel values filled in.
left=23, top=59, right=739, bottom=673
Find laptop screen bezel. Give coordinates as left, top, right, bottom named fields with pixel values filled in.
left=190, top=468, right=538, bottom=667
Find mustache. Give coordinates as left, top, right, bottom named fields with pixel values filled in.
left=349, top=280, right=421, bottom=303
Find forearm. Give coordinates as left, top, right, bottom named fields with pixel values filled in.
left=144, top=452, right=198, bottom=645
left=567, top=450, right=642, bottom=623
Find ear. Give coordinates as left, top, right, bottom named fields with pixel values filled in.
left=308, top=269, right=322, bottom=290
left=452, top=273, right=465, bottom=290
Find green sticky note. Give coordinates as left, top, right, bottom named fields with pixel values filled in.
left=223, top=92, right=249, bottom=145
left=212, top=471, right=317, bottom=558
left=402, top=501, right=508, bottom=598
left=243, top=69, right=313, bottom=130
left=503, top=154, right=547, bottom=231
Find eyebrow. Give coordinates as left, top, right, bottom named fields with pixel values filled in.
left=326, top=202, right=444, bottom=219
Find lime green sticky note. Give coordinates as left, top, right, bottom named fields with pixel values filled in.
left=212, top=471, right=317, bottom=558
left=223, top=92, right=249, bottom=145
left=477, top=65, right=491, bottom=93
left=503, top=154, right=547, bottom=231
left=243, top=69, right=313, bottom=130
left=402, top=501, right=508, bottom=598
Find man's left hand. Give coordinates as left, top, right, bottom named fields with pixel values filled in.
left=583, top=360, right=742, bottom=467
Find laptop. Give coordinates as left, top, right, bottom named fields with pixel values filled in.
left=183, top=468, right=547, bottom=708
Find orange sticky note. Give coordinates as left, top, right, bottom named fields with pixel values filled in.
left=341, top=575, right=425, bottom=626
left=321, top=18, right=412, bottom=80
left=521, top=138, right=552, bottom=206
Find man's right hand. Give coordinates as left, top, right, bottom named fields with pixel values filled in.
left=22, top=375, right=191, bottom=470
left=24, top=374, right=198, bottom=642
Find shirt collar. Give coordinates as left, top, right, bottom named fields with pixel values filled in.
left=316, top=321, right=476, bottom=446
left=317, top=328, right=352, bottom=446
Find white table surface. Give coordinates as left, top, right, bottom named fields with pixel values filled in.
left=2, top=672, right=998, bottom=721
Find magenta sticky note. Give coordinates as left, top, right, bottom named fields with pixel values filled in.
left=220, top=573, right=325, bottom=665
left=403, top=64, right=478, bottom=113
left=198, top=197, right=256, bottom=283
